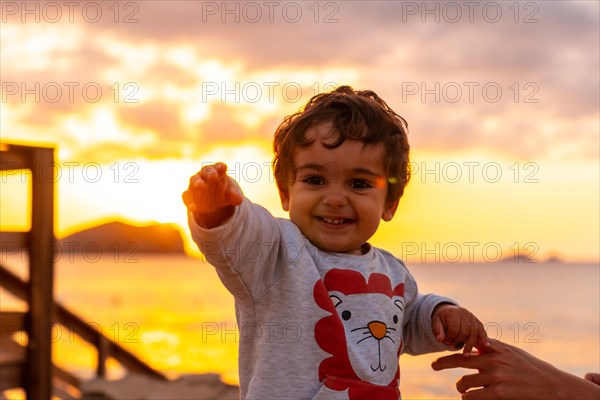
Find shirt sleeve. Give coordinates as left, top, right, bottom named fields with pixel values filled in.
left=401, top=273, right=459, bottom=355
left=188, top=197, right=285, bottom=299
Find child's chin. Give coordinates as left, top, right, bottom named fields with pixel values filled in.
left=309, top=238, right=343, bottom=253
left=320, top=242, right=360, bottom=255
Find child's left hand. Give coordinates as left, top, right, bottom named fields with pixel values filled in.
left=431, top=304, right=489, bottom=355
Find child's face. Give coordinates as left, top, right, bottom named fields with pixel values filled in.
left=279, top=121, right=399, bottom=255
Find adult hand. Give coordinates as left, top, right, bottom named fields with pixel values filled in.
left=431, top=339, right=600, bottom=400
left=585, top=373, right=600, bottom=385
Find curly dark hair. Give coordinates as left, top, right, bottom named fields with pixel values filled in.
left=273, top=85, right=410, bottom=204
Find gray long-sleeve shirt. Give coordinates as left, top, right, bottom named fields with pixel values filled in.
left=189, top=198, right=456, bottom=400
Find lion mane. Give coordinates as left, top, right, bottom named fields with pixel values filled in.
left=313, top=269, right=405, bottom=400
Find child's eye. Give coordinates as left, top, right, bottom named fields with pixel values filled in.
left=349, top=179, right=372, bottom=190
left=303, top=175, right=325, bottom=186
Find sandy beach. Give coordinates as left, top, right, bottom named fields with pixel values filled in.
left=81, top=373, right=239, bottom=400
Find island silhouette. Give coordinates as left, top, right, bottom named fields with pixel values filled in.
left=58, top=221, right=185, bottom=254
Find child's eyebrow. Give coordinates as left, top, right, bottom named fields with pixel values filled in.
left=296, top=163, right=382, bottom=178
left=350, top=167, right=382, bottom=178
left=295, top=163, right=322, bottom=172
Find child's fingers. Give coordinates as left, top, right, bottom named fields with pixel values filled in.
left=182, top=189, right=195, bottom=210
left=460, top=317, right=482, bottom=355
left=183, top=163, right=234, bottom=214
left=199, top=164, right=221, bottom=182
left=225, top=188, right=243, bottom=205
left=462, top=329, right=477, bottom=356
left=431, top=314, right=445, bottom=342
left=220, top=165, right=242, bottom=206
left=193, top=164, right=228, bottom=194
left=442, top=320, right=462, bottom=346
left=211, top=162, right=228, bottom=180
left=190, top=174, right=207, bottom=192
left=182, top=189, right=201, bottom=212
left=193, top=163, right=224, bottom=187
left=462, top=321, right=490, bottom=356
left=193, top=162, right=244, bottom=212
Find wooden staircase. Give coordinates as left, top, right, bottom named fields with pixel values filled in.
left=0, top=264, right=168, bottom=398
left=0, top=144, right=168, bottom=399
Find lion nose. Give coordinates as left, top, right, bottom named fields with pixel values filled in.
left=368, top=321, right=387, bottom=340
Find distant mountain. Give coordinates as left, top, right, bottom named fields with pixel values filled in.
left=499, top=253, right=564, bottom=264
left=499, top=253, right=538, bottom=263
left=59, top=221, right=185, bottom=254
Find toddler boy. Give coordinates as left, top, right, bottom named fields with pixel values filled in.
left=183, top=86, right=488, bottom=399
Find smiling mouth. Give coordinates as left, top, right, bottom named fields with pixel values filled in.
left=318, top=217, right=353, bottom=225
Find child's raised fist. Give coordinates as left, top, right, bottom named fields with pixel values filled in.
left=182, top=162, right=243, bottom=228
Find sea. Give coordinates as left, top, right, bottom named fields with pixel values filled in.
left=1, top=253, right=599, bottom=399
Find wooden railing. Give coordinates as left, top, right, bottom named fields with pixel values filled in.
left=0, top=264, right=167, bottom=386
left=0, top=310, right=82, bottom=396
left=0, top=143, right=166, bottom=399
left=1, top=143, right=55, bottom=398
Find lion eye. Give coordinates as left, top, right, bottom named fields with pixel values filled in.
left=341, top=310, right=352, bottom=321
left=393, top=315, right=398, bottom=324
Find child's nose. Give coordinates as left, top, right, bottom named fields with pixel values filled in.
left=322, top=191, right=347, bottom=207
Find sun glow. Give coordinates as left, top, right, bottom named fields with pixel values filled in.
left=0, top=6, right=597, bottom=264
left=61, top=107, right=157, bottom=147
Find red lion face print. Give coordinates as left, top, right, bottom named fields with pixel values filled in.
left=314, top=269, right=405, bottom=400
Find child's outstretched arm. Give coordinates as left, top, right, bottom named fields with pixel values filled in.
left=431, top=304, right=490, bottom=356
left=182, top=162, right=243, bottom=229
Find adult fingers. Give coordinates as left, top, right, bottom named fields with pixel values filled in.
left=475, top=328, right=491, bottom=353
left=467, top=338, right=501, bottom=355
left=456, top=372, right=489, bottom=394
left=431, top=353, right=486, bottom=371
left=585, top=372, right=600, bottom=385
left=462, top=388, right=493, bottom=400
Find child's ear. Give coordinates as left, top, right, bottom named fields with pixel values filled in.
left=278, top=188, right=290, bottom=211
left=382, top=199, right=399, bottom=221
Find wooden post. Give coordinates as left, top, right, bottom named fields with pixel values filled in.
left=25, top=146, right=55, bottom=400
left=97, top=336, right=109, bottom=378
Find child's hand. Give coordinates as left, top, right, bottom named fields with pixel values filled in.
left=182, top=163, right=243, bottom=228
left=431, top=304, right=489, bottom=356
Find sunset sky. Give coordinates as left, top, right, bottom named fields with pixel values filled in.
left=1, top=1, right=598, bottom=262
